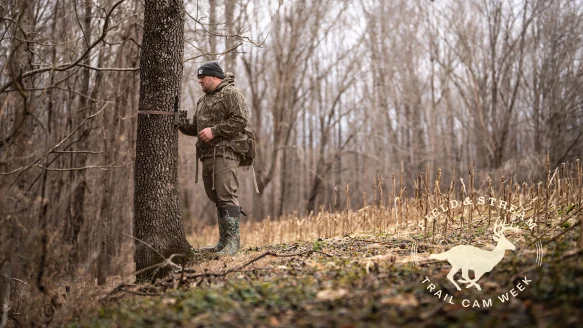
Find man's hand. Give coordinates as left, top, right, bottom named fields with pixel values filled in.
left=178, top=110, right=188, bottom=126
left=198, top=127, right=214, bottom=142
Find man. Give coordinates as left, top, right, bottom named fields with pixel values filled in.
left=178, top=61, right=248, bottom=255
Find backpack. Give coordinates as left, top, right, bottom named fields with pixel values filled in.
left=240, top=127, right=256, bottom=167
left=224, top=127, right=259, bottom=193
left=226, top=127, right=256, bottom=167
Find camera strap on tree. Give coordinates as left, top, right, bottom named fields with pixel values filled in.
left=138, top=110, right=174, bottom=115
left=137, top=96, right=181, bottom=125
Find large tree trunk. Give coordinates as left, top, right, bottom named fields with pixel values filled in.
left=134, top=0, right=191, bottom=281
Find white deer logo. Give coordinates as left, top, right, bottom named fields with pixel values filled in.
left=429, top=219, right=518, bottom=291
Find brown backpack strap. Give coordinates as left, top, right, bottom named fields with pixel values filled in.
left=195, top=156, right=199, bottom=184
left=251, top=165, right=259, bottom=194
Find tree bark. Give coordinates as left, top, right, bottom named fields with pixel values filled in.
left=134, top=0, right=191, bottom=281
left=224, top=0, right=236, bottom=71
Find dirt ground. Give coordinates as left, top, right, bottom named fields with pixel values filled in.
left=68, top=222, right=583, bottom=328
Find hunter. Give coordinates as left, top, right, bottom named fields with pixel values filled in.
left=178, top=61, right=249, bottom=255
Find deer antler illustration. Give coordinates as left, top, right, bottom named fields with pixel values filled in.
left=429, top=218, right=518, bottom=291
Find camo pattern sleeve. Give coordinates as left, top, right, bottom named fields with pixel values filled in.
left=211, top=86, right=248, bottom=138
left=178, top=114, right=198, bottom=136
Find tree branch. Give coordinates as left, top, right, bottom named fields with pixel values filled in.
left=0, top=0, right=127, bottom=94
left=2, top=105, right=107, bottom=191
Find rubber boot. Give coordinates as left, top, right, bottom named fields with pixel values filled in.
left=216, top=205, right=241, bottom=255
left=201, top=207, right=227, bottom=253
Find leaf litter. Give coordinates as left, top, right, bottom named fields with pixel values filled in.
left=73, top=227, right=582, bottom=327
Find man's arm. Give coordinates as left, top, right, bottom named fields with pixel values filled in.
left=179, top=97, right=201, bottom=136
left=211, top=88, right=248, bottom=138
left=178, top=110, right=198, bottom=136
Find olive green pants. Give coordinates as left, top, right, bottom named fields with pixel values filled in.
left=201, top=156, right=240, bottom=207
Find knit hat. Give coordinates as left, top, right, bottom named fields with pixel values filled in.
left=197, top=61, right=225, bottom=79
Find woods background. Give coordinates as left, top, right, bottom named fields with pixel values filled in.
left=1, top=0, right=582, bottom=324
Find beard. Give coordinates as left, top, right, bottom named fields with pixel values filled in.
left=201, top=84, right=213, bottom=94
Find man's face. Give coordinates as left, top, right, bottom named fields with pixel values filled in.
left=198, top=75, right=217, bottom=93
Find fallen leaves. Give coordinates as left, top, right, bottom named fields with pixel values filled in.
left=304, top=259, right=325, bottom=270
left=86, top=229, right=582, bottom=328
left=316, top=288, right=348, bottom=301
left=380, top=293, right=419, bottom=308
left=358, top=253, right=397, bottom=274
left=161, top=297, right=176, bottom=305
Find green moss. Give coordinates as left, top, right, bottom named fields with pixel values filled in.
left=312, top=239, right=324, bottom=251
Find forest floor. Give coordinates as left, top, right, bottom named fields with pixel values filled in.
left=69, top=224, right=582, bottom=328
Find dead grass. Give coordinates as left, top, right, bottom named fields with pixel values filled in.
left=189, top=158, right=583, bottom=250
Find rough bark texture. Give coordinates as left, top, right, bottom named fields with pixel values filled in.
left=134, top=0, right=190, bottom=281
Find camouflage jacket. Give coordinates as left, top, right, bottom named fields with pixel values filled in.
left=179, top=72, right=249, bottom=160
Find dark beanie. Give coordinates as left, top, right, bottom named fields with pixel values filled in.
left=197, top=61, right=225, bottom=79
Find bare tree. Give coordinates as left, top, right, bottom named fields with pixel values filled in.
left=133, top=0, right=191, bottom=280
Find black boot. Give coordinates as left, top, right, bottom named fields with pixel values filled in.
left=216, top=205, right=241, bottom=255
